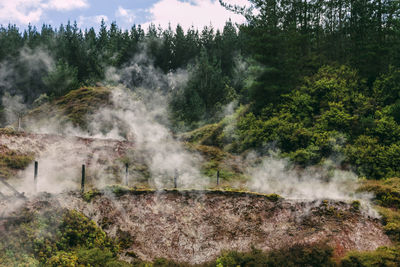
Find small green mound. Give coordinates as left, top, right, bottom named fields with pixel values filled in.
left=25, top=86, right=111, bottom=130
left=54, top=86, right=111, bottom=128
left=0, top=144, right=34, bottom=177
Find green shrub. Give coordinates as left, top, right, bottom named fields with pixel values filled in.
left=341, top=247, right=400, bottom=267
left=58, top=210, right=113, bottom=250
left=216, top=244, right=336, bottom=267
left=46, top=251, right=78, bottom=267
left=358, top=178, right=400, bottom=208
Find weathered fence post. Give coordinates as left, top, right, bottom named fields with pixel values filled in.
left=125, top=163, right=129, bottom=186
left=81, top=164, right=86, bottom=193
left=174, top=169, right=178, bottom=189
left=217, top=170, right=220, bottom=186
left=34, top=161, right=38, bottom=193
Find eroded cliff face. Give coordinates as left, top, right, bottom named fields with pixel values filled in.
left=2, top=190, right=391, bottom=265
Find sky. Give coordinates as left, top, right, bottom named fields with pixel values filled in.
left=0, top=0, right=251, bottom=31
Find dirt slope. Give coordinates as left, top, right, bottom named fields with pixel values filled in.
left=3, top=190, right=390, bottom=265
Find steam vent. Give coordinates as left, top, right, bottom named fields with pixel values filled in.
left=1, top=190, right=391, bottom=265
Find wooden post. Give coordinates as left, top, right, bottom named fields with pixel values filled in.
left=34, top=161, right=38, bottom=193
left=125, top=163, right=129, bottom=186
left=174, top=169, right=178, bottom=189
left=217, top=170, right=220, bottom=186
left=81, top=165, right=86, bottom=193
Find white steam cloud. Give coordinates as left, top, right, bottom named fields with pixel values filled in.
left=0, top=45, right=372, bottom=207
left=246, top=154, right=361, bottom=200
left=2, top=48, right=208, bottom=195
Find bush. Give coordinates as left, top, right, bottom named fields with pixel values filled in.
left=216, top=244, right=336, bottom=267
left=341, top=247, right=400, bottom=267
left=46, top=251, right=78, bottom=267
left=58, top=210, right=112, bottom=250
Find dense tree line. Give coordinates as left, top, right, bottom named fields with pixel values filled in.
left=1, top=0, right=400, bottom=178
left=0, top=20, right=239, bottom=100
left=221, top=0, right=400, bottom=111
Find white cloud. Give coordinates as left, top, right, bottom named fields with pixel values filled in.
left=143, top=0, right=250, bottom=31
left=115, top=6, right=136, bottom=24
left=77, top=14, right=108, bottom=28
left=43, top=0, right=89, bottom=11
left=0, top=0, right=89, bottom=25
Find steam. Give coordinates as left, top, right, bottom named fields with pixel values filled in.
left=1, top=47, right=208, bottom=194
left=246, top=154, right=358, bottom=199
left=88, top=87, right=207, bottom=189
left=1, top=93, right=27, bottom=126
left=0, top=47, right=54, bottom=102
left=0, top=45, right=373, bottom=205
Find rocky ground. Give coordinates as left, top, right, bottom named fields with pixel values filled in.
left=0, top=190, right=391, bottom=265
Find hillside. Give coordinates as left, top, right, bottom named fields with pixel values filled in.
left=0, top=86, right=399, bottom=266
left=0, top=189, right=393, bottom=265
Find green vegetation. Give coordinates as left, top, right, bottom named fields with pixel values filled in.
left=26, top=86, right=111, bottom=129
left=215, top=245, right=336, bottom=267
left=357, top=178, right=400, bottom=243
left=358, top=178, right=400, bottom=209
left=1, top=0, right=400, bottom=265
left=341, top=246, right=400, bottom=267
left=0, top=208, right=128, bottom=266
left=0, top=144, right=34, bottom=177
